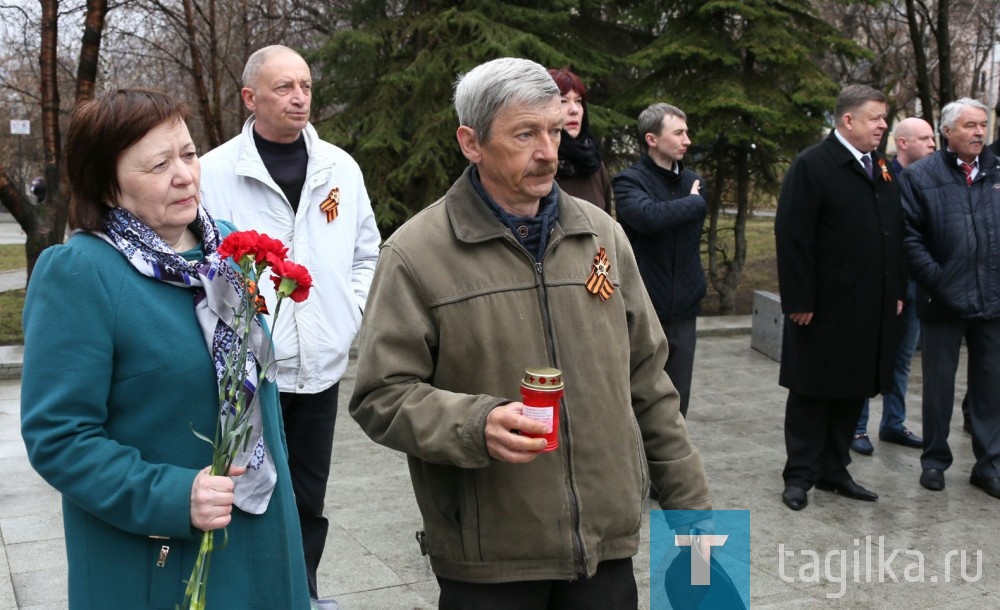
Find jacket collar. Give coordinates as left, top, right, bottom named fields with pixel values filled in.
left=445, top=166, right=597, bottom=245
left=941, top=145, right=999, bottom=183
left=236, top=117, right=337, bottom=170
left=825, top=131, right=881, bottom=179
left=940, top=148, right=980, bottom=185
left=640, top=153, right=685, bottom=181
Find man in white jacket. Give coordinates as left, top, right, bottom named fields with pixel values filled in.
left=200, top=44, right=380, bottom=609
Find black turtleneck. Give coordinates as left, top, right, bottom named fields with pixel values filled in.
left=254, top=129, right=308, bottom=212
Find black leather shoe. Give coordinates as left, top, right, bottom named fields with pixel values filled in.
left=920, top=468, right=945, bottom=491
left=851, top=434, right=874, bottom=455
left=970, top=473, right=1000, bottom=499
left=879, top=427, right=923, bottom=448
left=782, top=486, right=808, bottom=511
left=815, top=479, right=878, bottom=502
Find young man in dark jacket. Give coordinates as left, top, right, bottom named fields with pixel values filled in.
left=901, top=98, right=1000, bottom=498
left=612, top=103, right=706, bottom=418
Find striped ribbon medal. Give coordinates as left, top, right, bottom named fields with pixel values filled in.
left=585, top=247, right=615, bottom=301
left=320, top=187, right=341, bottom=222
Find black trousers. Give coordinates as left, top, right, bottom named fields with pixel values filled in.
left=782, top=390, right=864, bottom=489
left=280, top=382, right=340, bottom=598
left=437, top=558, right=637, bottom=610
left=920, top=318, right=1000, bottom=477
left=661, top=317, right=697, bottom=417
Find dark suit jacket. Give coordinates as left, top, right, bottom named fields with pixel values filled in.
left=775, top=131, right=904, bottom=398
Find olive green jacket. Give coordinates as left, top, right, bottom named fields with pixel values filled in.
left=349, top=167, right=710, bottom=583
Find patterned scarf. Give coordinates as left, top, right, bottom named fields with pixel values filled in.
left=95, top=206, right=277, bottom=515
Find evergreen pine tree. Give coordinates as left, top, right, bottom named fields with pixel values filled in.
left=307, top=0, right=634, bottom=233
left=615, top=0, right=866, bottom=312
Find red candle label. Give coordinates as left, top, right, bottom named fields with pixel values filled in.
left=520, top=367, right=564, bottom=452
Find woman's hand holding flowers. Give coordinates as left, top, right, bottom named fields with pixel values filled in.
left=189, top=465, right=247, bottom=531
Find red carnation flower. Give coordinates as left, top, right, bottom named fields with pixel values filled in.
left=271, top=259, right=313, bottom=303
left=254, top=233, right=289, bottom=267
left=219, top=230, right=288, bottom=269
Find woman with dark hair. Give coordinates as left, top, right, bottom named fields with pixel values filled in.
left=20, top=89, right=310, bottom=609
left=547, top=67, right=613, bottom=214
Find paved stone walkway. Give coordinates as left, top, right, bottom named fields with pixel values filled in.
left=3, top=327, right=994, bottom=608
left=1, top=218, right=995, bottom=609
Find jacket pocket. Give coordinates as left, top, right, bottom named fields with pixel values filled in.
left=459, top=469, right=482, bottom=562
left=147, top=537, right=182, bottom=609
left=930, top=261, right=969, bottom=312
left=631, top=417, right=650, bottom=502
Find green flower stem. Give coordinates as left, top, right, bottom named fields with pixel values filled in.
left=179, top=261, right=291, bottom=609
left=178, top=529, right=214, bottom=610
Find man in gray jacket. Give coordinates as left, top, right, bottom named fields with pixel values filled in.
left=349, top=57, right=711, bottom=608
left=902, top=98, right=1000, bottom=498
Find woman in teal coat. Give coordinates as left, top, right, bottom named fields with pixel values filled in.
left=20, top=89, right=311, bottom=609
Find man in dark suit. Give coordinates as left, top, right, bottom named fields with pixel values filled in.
left=775, top=84, right=904, bottom=511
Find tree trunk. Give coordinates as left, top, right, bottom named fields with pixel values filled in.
left=724, top=149, right=749, bottom=315
left=182, top=0, right=221, bottom=148
left=936, top=0, right=953, bottom=105
left=905, top=0, right=935, bottom=129
left=711, top=147, right=749, bottom=315
left=207, top=0, right=225, bottom=145
left=22, top=0, right=65, bottom=280
left=76, top=0, right=107, bottom=103
left=0, top=0, right=110, bottom=282
left=705, top=141, right=726, bottom=312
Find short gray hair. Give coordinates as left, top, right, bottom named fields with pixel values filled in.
left=939, top=97, right=990, bottom=134
left=637, top=103, right=686, bottom=152
left=243, top=45, right=304, bottom=89
left=454, top=57, right=559, bottom=143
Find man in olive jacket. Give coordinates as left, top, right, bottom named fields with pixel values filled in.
left=349, top=57, right=711, bottom=608
left=775, top=84, right=904, bottom=511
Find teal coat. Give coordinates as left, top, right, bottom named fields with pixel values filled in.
left=21, top=232, right=310, bottom=609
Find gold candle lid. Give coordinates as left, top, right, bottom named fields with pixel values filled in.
left=521, top=367, right=564, bottom=390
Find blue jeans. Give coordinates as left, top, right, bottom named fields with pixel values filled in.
left=856, top=281, right=919, bottom=436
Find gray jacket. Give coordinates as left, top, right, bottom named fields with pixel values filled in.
left=349, top=167, right=711, bottom=583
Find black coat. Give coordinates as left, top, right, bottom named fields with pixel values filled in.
left=775, top=132, right=904, bottom=398
left=612, top=154, right=707, bottom=321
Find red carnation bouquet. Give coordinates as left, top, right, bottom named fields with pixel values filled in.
left=180, top=230, right=312, bottom=610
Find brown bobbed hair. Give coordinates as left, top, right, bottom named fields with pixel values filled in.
left=66, top=89, right=190, bottom=232
left=547, top=67, right=587, bottom=103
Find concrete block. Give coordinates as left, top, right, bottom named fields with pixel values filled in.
left=0, top=345, right=23, bottom=380
left=751, top=290, right=783, bottom=362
